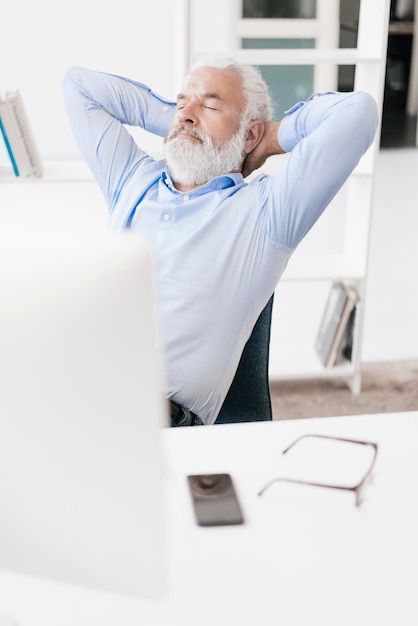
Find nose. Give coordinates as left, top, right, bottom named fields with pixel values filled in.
left=177, top=100, right=197, bottom=125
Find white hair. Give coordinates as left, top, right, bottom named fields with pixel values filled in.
left=190, top=56, right=273, bottom=123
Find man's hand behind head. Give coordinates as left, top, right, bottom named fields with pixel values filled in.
left=242, top=121, right=284, bottom=178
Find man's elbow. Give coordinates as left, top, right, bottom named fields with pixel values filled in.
left=354, top=91, right=379, bottom=145
left=62, top=66, right=87, bottom=95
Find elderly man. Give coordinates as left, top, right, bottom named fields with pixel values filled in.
left=62, top=58, right=378, bottom=426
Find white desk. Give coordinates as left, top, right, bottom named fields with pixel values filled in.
left=162, top=411, right=418, bottom=626
left=1, top=411, right=417, bottom=626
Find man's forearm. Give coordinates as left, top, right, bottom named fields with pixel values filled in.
left=278, top=90, right=378, bottom=154
left=62, top=66, right=175, bottom=137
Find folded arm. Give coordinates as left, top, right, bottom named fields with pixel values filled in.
left=257, top=91, right=379, bottom=249
left=62, top=66, right=176, bottom=204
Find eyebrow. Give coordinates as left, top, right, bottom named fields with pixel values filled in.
left=176, top=92, right=225, bottom=104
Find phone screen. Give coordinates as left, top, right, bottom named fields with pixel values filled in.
left=187, top=473, right=244, bottom=526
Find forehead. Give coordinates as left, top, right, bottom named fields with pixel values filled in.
left=181, top=66, right=245, bottom=109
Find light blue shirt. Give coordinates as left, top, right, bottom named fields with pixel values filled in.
left=62, top=67, right=378, bottom=424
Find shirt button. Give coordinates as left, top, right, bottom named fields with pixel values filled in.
left=183, top=195, right=190, bottom=202
left=162, top=105, right=169, bottom=112
left=163, top=213, right=170, bottom=221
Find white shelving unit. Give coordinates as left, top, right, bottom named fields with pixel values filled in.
left=179, top=0, right=391, bottom=393
left=0, top=162, right=107, bottom=233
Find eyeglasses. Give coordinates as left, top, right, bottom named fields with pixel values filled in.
left=258, top=434, right=378, bottom=506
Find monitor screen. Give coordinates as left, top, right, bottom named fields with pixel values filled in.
left=0, top=228, right=168, bottom=599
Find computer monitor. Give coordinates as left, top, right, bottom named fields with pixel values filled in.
left=0, top=227, right=168, bottom=599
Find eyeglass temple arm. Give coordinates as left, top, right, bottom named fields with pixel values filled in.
left=282, top=434, right=378, bottom=455
left=258, top=476, right=361, bottom=497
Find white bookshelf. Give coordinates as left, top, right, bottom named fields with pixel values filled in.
left=180, top=0, right=391, bottom=393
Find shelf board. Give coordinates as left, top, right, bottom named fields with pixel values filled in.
left=281, top=253, right=365, bottom=282
left=269, top=347, right=356, bottom=382
left=269, top=361, right=356, bottom=382
left=194, top=47, right=382, bottom=66
left=0, top=161, right=94, bottom=183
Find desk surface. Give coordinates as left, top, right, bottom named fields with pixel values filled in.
left=161, top=411, right=418, bottom=626
left=1, top=411, right=417, bottom=626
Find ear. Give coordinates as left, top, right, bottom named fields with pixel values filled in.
left=243, top=120, right=264, bottom=155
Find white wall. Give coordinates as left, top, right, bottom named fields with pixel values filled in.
left=1, top=0, right=178, bottom=161
left=2, top=1, right=416, bottom=368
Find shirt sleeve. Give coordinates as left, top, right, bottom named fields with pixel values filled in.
left=62, top=66, right=176, bottom=205
left=262, top=90, right=378, bottom=250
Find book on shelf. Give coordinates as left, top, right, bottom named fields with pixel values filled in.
left=315, top=282, right=359, bottom=368
left=338, top=305, right=356, bottom=363
left=0, top=89, right=43, bottom=178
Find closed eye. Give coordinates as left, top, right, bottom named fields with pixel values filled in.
left=175, top=92, right=223, bottom=111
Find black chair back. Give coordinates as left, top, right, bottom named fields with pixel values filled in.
left=215, top=294, right=274, bottom=424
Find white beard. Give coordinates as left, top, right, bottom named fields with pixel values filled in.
left=164, top=123, right=247, bottom=187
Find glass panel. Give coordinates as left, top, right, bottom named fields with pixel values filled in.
left=243, top=0, right=317, bottom=19
left=339, top=0, right=360, bottom=90
left=242, top=38, right=314, bottom=117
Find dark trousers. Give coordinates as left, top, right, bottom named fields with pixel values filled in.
left=169, top=401, right=203, bottom=427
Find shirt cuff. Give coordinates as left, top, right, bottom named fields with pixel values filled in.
left=278, top=92, right=336, bottom=152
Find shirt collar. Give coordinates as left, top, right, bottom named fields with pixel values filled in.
left=161, top=169, right=243, bottom=195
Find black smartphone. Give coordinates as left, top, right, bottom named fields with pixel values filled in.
left=187, top=473, right=244, bottom=526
